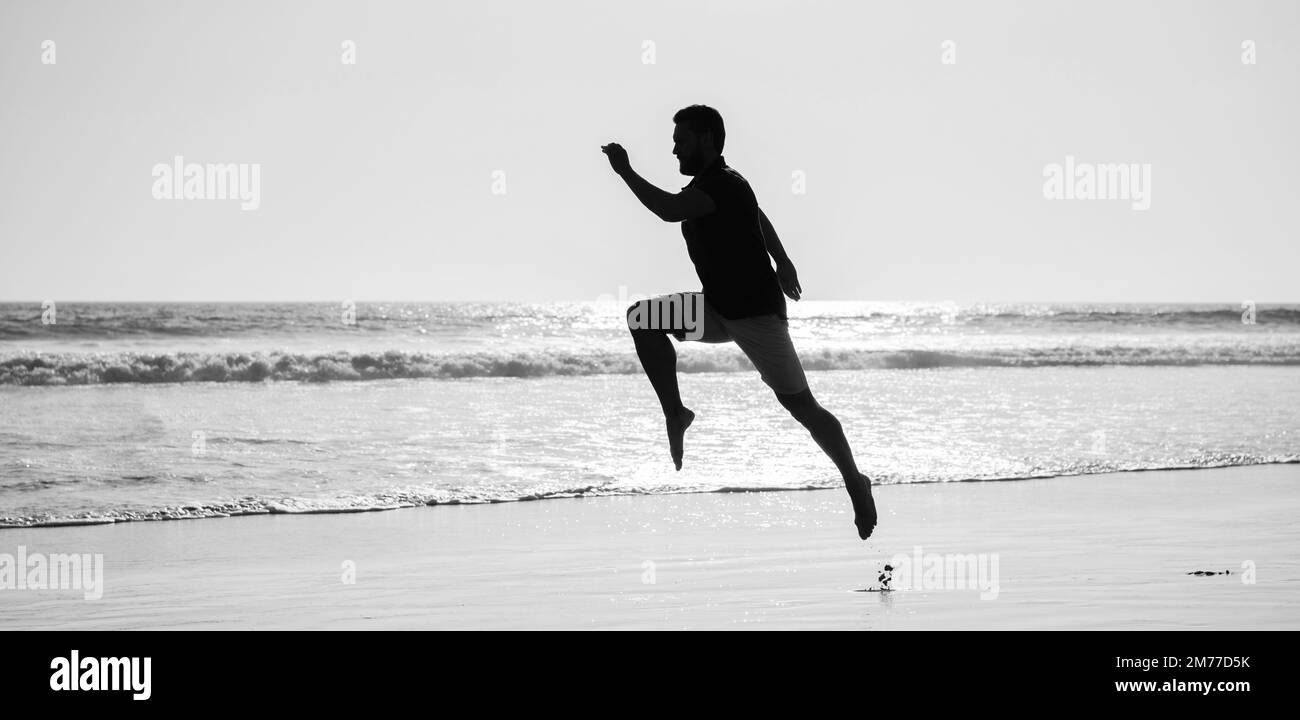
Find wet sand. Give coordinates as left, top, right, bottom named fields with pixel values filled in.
left=1, top=465, right=1296, bottom=630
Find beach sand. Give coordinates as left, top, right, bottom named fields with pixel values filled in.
left=1, top=464, right=1296, bottom=630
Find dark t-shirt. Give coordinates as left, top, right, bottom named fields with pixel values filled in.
left=681, top=155, right=787, bottom=321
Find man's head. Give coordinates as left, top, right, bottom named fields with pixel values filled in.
left=672, top=104, right=725, bottom=176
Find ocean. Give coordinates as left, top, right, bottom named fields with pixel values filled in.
left=2, top=301, right=1297, bottom=527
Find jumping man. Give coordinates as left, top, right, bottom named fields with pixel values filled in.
left=601, top=104, right=877, bottom=540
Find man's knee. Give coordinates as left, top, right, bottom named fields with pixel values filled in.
left=626, top=302, right=653, bottom=333
left=627, top=299, right=687, bottom=341
left=775, top=387, right=816, bottom=414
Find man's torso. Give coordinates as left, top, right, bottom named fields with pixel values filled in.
left=681, top=156, right=786, bottom=321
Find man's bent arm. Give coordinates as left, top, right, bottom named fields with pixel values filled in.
left=617, top=167, right=714, bottom=222
left=759, top=209, right=793, bottom=267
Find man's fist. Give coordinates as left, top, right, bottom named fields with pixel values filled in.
left=601, top=143, right=631, bottom=176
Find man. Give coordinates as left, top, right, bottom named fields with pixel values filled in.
left=601, top=104, right=877, bottom=540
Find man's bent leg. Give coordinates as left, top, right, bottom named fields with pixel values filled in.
left=627, top=294, right=722, bottom=470
left=628, top=318, right=685, bottom=418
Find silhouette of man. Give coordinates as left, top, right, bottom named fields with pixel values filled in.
left=602, top=104, right=877, bottom=540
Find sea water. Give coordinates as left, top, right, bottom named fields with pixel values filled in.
left=1, top=301, right=1296, bottom=526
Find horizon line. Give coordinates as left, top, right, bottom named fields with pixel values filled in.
left=1, top=299, right=1296, bottom=305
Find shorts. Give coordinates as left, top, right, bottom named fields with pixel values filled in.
left=627, top=291, right=809, bottom=395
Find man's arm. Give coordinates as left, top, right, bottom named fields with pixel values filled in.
left=616, top=167, right=715, bottom=222
left=760, top=208, right=803, bottom=301
left=759, top=208, right=793, bottom=267
left=602, top=142, right=714, bottom=222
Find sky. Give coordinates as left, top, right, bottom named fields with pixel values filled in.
left=1, top=0, right=1296, bottom=303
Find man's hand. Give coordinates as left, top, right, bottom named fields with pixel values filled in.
left=777, top=262, right=802, bottom=301
left=601, top=143, right=631, bottom=176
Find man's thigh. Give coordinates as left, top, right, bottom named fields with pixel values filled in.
left=723, top=314, right=810, bottom=395
left=626, top=292, right=730, bottom=343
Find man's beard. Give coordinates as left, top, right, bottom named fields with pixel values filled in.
left=678, top=154, right=700, bottom=175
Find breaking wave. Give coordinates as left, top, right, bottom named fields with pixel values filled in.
left=4, top=343, right=1300, bottom=386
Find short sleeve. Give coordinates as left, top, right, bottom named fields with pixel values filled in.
left=686, top=172, right=732, bottom=210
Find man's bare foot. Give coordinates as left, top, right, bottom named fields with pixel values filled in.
left=847, top=472, right=877, bottom=539
left=666, top=406, right=695, bottom=471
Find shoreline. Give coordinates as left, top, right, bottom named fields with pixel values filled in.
left=4, top=459, right=1297, bottom=530
left=1, top=464, right=1297, bottom=629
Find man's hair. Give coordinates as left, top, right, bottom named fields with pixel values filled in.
left=673, top=105, right=725, bottom=153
